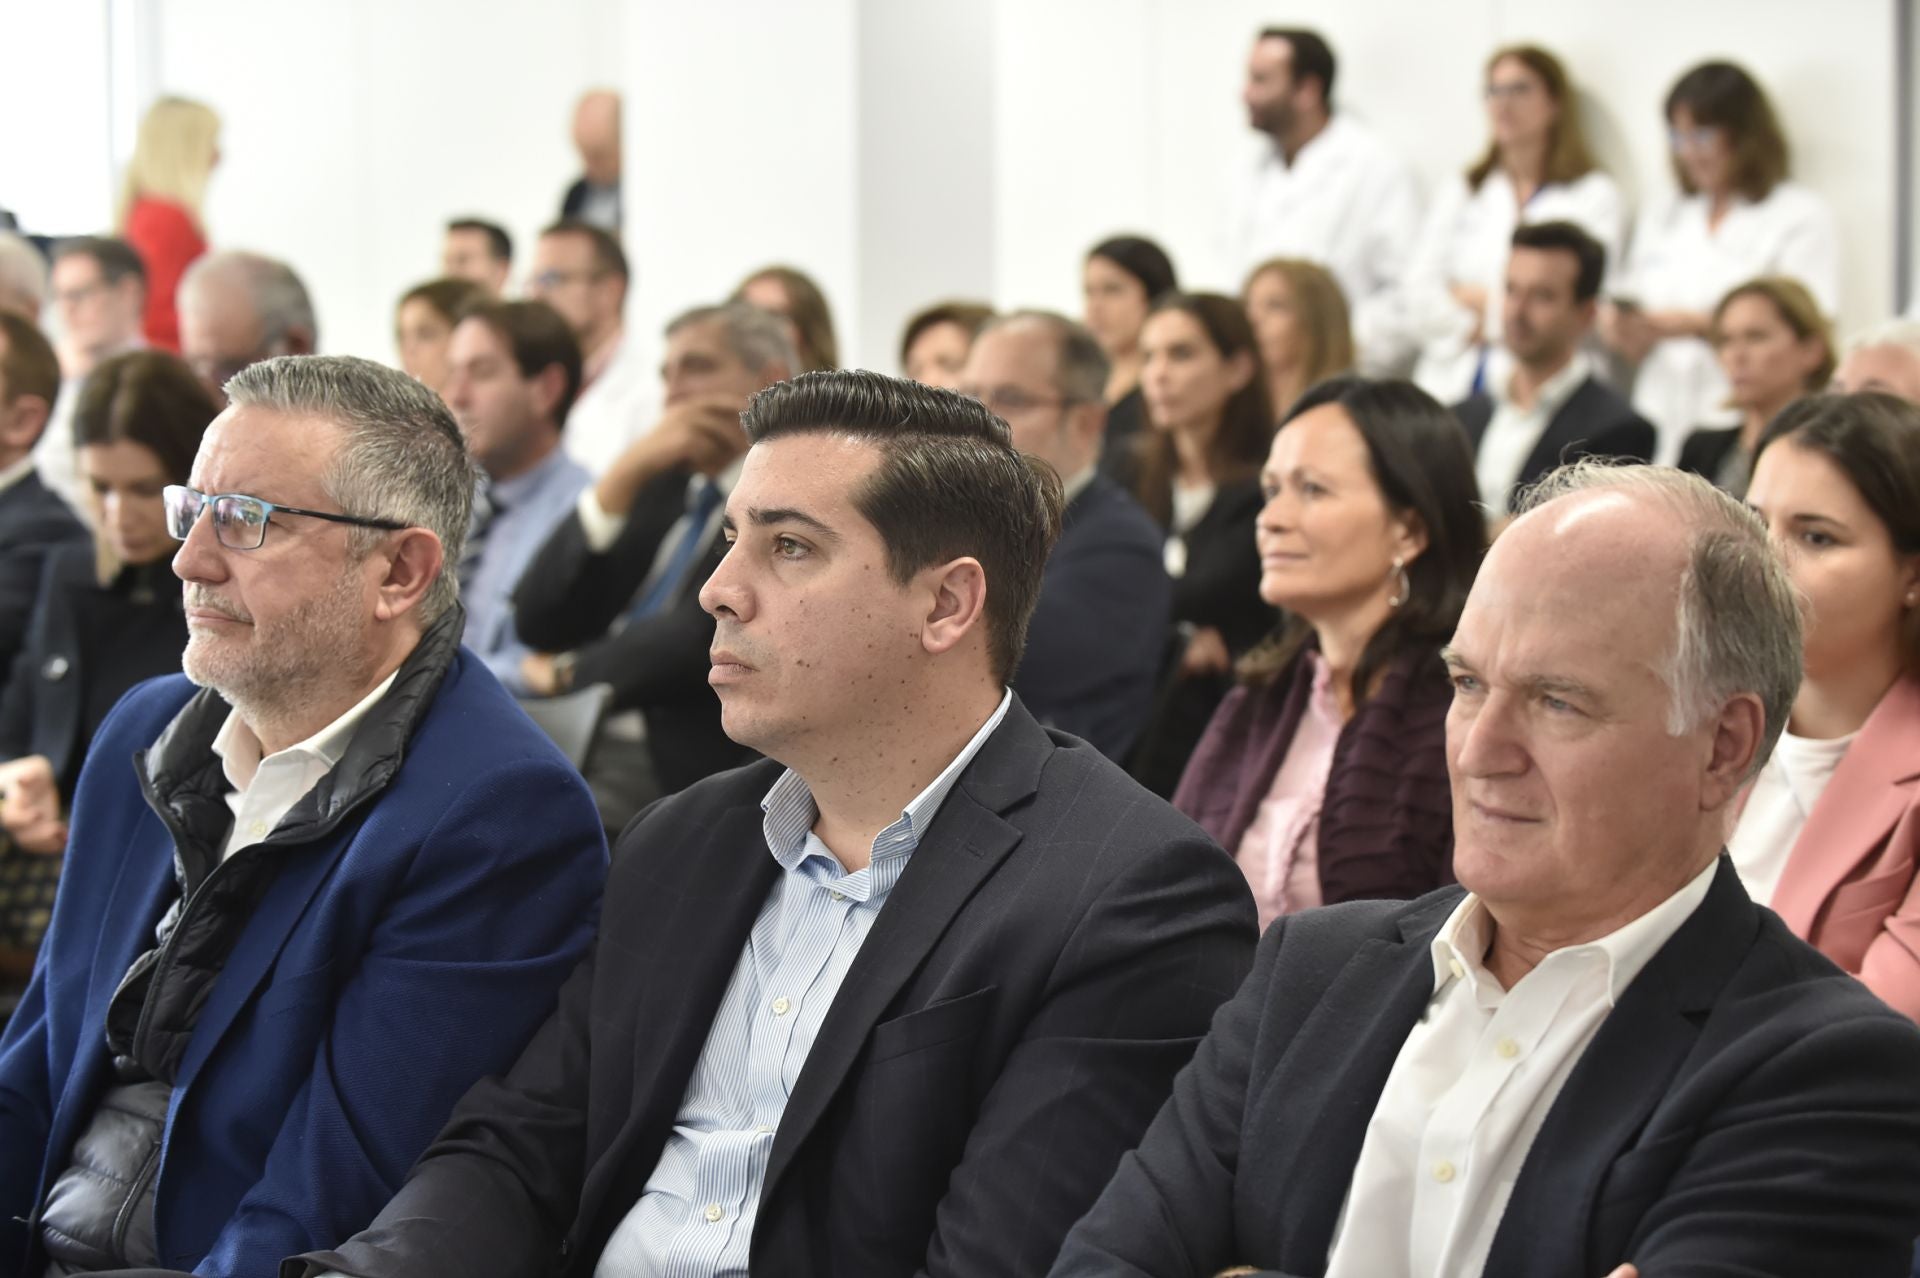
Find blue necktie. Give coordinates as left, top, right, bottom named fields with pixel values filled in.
left=627, top=479, right=723, bottom=620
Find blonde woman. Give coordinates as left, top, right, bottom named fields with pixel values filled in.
left=117, top=96, right=220, bottom=352
left=1241, top=257, right=1354, bottom=420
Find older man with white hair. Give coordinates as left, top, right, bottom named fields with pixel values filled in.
left=177, top=249, right=317, bottom=404
left=1057, top=462, right=1920, bottom=1277
left=1832, top=319, right=1920, bottom=404
left=0, top=355, right=606, bottom=1277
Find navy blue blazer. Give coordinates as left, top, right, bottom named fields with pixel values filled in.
left=0, top=468, right=86, bottom=683
left=0, top=642, right=608, bottom=1277
left=1014, top=475, right=1170, bottom=760
left=1053, top=857, right=1920, bottom=1277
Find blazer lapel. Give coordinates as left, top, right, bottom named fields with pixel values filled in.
left=1260, top=893, right=1456, bottom=1264
left=1484, top=858, right=1754, bottom=1275
left=1771, top=676, right=1920, bottom=936
left=573, top=798, right=781, bottom=1259
left=757, top=703, right=1049, bottom=1201
left=1517, top=378, right=1597, bottom=486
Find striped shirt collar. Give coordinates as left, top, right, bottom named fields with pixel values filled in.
left=759, top=690, right=1013, bottom=900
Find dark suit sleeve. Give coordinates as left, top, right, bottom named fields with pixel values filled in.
left=921, top=837, right=1257, bottom=1278
left=1576, top=412, right=1656, bottom=465
left=0, top=563, right=49, bottom=759
left=0, top=500, right=83, bottom=681
left=1610, top=1007, right=1920, bottom=1276
left=1049, top=915, right=1290, bottom=1278
left=568, top=541, right=720, bottom=713
left=1177, top=488, right=1271, bottom=657
left=512, top=470, right=690, bottom=654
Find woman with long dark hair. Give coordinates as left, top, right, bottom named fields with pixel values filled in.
left=1174, top=377, right=1484, bottom=924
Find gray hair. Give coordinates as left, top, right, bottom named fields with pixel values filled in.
left=225, top=354, right=478, bottom=624
left=181, top=250, right=319, bottom=353
left=1846, top=319, right=1920, bottom=360
left=0, top=232, right=48, bottom=316
left=981, top=309, right=1111, bottom=405
left=1514, top=461, right=1802, bottom=779
left=666, top=301, right=796, bottom=377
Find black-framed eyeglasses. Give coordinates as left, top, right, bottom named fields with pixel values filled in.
left=163, top=484, right=409, bottom=551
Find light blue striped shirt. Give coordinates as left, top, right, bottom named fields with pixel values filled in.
left=594, top=691, right=1013, bottom=1277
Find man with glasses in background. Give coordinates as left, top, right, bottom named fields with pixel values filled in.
left=958, top=310, right=1170, bottom=760
left=0, top=355, right=607, bottom=1278
left=525, top=220, right=653, bottom=478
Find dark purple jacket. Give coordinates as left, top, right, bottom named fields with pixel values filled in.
left=1173, top=642, right=1455, bottom=905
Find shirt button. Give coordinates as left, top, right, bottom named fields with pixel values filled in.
left=249, top=821, right=268, bottom=837
left=1433, top=1160, right=1457, bottom=1184
left=703, top=1203, right=723, bottom=1223
left=771, top=996, right=791, bottom=1016
left=1497, top=1037, right=1521, bottom=1059
left=831, top=891, right=846, bottom=902
left=1447, top=959, right=1465, bottom=980
left=755, top=1124, right=773, bottom=1135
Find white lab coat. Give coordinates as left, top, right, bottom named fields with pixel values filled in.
left=1615, top=182, right=1839, bottom=462
left=1229, top=114, right=1422, bottom=376
left=1402, top=169, right=1625, bottom=406
left=563, top=329, right=660, bottom=479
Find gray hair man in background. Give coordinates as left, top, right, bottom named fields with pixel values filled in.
left=958, top=310, right=1170, bottom=760
left=0, top=354, right=607, bottom=1277
left=514, top=300, right=796, bottom=833
left=1057, top=462, right=1920, bottom=1277
left=1833, top=320, right=1920, bottom=404
left=177, top=249, right=317, bottom=403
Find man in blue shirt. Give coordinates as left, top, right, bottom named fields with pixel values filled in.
left=293, top=370, right=1256, bottom=1278
left=443, top=300, right=591, bottom=691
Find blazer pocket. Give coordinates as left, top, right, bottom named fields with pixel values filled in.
left=866, top=985, right=998, bottom=1065
left=253, top=957, right=338, bottom=1021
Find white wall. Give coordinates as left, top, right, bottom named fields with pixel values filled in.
left=0, top=0, right=1907, bottom=369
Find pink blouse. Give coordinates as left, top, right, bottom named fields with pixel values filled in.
left=1232, top=652, right=1343, bottom=928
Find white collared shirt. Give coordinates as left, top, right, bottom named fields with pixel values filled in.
left=1229, top=114, right=1422, bottom=374
left=210, top=669, right=400, bottom=860
left=1474, top=351, right=1591, bottom=516
left=1322, top=857, right=1719, bottom=1278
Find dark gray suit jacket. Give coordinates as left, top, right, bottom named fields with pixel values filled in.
left=1052, top=857, right=1920, bottom=1277
left=291, top=698, right=1257, bottom=1278
left=1454, top=374, right=1655, bottom=510
left=0, top=468, right=85, bottom=682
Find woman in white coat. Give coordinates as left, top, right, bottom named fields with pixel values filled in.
left=1404, top=45, right=1623, bottom=406
left=1606, top=61, right=1839, bottom=462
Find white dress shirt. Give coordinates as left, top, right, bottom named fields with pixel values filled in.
left=1229, top=115, right=1423, bottom=375
left=565, top=328, right=660, bottom=479
left=593, top=691, right=1013, bottom=1277
left=1473, top=351, right=1591, bottom=516
left=1404, top=170, right=1624, bottom=405
left=1322, top=857, right=1719, bottom=1278
left=1728, top=728, right=1857, bottom=909
left=210, top=670, right=399, bottom=860
left=1616, top=183, right=1839, bottom=462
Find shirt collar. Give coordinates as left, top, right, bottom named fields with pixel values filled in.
left=488, top=444, right=575, bottom=507
left=759, top=689, right=1014, bottom=877
left=213, top=668, right=402, bottom=793
left=1429, top=855, right=1719, bottom=1007
left=0, top=455, right=37, bottom=497
left=1498, top=350, right=1591, bottom=414
left=1061, top=464, right=1099, bottom=507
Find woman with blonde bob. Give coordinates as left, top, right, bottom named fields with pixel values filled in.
left=117, top=96, right=220, bottom=352
left=1241, top=257, right=1354, bottom=422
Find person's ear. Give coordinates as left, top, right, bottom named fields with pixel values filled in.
left=1223, top=348, right=1256, bottom=396
left=371, top=527, right=444, bottom=623
left=1700, top=691, right=1766, bottom=813
left=919, top=556, right=989, bottom=658
left=1392, top=507, right=1430, bottom=564
left=530, top=362, right=569, bottom=425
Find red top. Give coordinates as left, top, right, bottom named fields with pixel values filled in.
left=123, top=195, right=207, bottom=353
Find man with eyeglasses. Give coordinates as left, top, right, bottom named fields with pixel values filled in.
left=524, top=221, right=654, bottom=478
left=177, top=250, right=319, bottom=406
left=35, top=238, right=148, bottom=512
left=0, top=355, right=607, bottom=1278
left=958, top=311, right=1170, bottom=760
